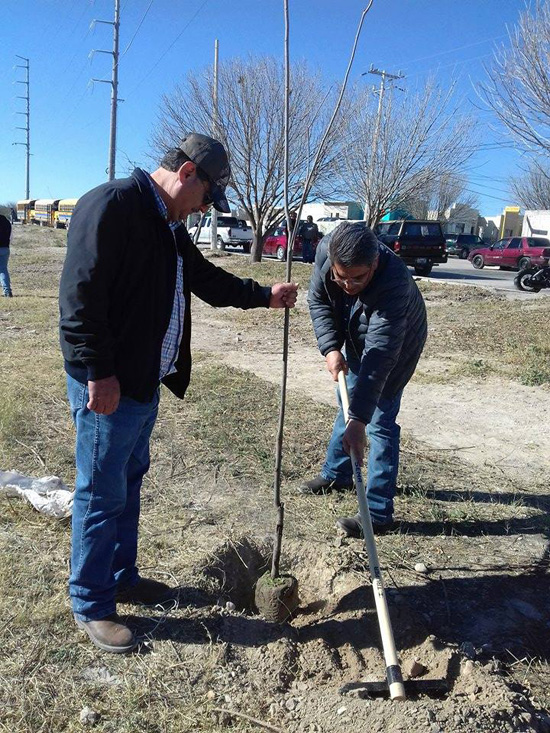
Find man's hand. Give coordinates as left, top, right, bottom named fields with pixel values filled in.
left=87, top=376, right=121, bottom=415
left=325, top=350, right=347, bottom=381
left=342, top=418, right=367, bottom=465
left=270, top=282, right=298, bottom=309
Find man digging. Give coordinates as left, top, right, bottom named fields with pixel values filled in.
left=59, top=133, right=298, bottom=653
left=300, top=222, right=427, bottom=536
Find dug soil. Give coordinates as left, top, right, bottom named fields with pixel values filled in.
left=178, top=291, right=550, bottom=732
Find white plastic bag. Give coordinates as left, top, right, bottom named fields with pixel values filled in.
left=0, top=470, right=73, bottom=518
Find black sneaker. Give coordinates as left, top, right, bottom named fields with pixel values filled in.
left=298, top=475, right=353, bottom=495
left=336, top=513, right=397, bottom=538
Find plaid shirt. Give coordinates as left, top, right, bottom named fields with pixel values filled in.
left=144, top=173, right=185, bottom=379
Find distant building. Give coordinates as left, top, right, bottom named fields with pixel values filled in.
left=499, top=206, right=523, bottom=237
left=478, top=206, right=523, bottom=242
left=521, top=210, right=550, bottom=238
left=477, top=216, right=500, bottom=242
left=436, top=202, right=480, bottom=236
left=300, top=201, right=363, bottom=222
left=381, top=207, right=411, bottom=221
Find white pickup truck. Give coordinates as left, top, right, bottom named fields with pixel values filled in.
left=188, top=215, right=253, bottom=252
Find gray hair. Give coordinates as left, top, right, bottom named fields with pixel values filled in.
left=160, top=148, right=192, bottom=171
left=328, top=221, right=379, bottom=267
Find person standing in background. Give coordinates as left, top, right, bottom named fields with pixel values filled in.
left=0, top=215, right=13, bottom=297
left=299, top=215, right=319, bottom=263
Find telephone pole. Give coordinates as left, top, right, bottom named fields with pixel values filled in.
left=362, top=65, right=405, bottom=223
left=91, top=0, right=120, bottom=181
left=14, top=55, right=31, bottom=199
left=211, top=39, right=220, bottom=250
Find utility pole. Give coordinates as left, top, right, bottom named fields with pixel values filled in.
left=362, top=65, right=405, bottom=223
left=211, top=39, right=220, bottom=251
left=14, top=55, right=30, bottom=199
left=91, top=0, right=120, bottom=181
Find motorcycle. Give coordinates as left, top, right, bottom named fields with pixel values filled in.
left=514, top=263, right=550, bottom=292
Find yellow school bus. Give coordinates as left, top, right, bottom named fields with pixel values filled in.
left=34, top=199, right=60, bottom=227
left=55, top=198, right=79, bottom=229
left=16, top=199, right=36, bottom=224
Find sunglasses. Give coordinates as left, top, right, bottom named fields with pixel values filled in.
left=195, top=167, right=214, bottom=208
left=330, top=267, right=372, bottom=286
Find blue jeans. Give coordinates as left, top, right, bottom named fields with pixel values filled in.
left=321, top=354, right=402, bottom=525
left=0, top=247, right=11, bottom=295
left=67, top=375, right=160, bottom=621
left=302, top=241, right=314, bottom=263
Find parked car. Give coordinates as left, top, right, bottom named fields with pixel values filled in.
left=468, top=236, right=550, bottom=270
left=445, top=234, right=485, bottom=259
left=375, top=219, right=447, bottom=276
left=263, top=225, right=308, bottom=260
left=188, top=215, right=253, bottom=252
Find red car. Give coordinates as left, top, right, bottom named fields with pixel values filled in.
left=263, top=225, right=307, bottom=261
left=468, top=236, right=550, bottom=270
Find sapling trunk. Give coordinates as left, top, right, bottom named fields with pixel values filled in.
left=268, top=0, right=374, bottom=582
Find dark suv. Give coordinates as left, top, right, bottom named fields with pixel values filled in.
left=446, top=234, right=485, bottom=259
left=376, top=219, right=447, bottom=276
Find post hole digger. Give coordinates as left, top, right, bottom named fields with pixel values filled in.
left=337, top=371, right=448, bottom=700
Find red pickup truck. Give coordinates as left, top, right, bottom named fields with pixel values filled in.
left=468, top=236, right=550, bottom=270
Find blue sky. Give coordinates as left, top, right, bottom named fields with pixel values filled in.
left=1, top=0, right=527, bottom=216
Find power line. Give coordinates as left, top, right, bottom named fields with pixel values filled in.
left=59, top=84, right=93, bottom=129
left=401, top=34, right=507, bottom=68
left=57, top=3, right=93, bottom=74
left=58, top=57, right=92, bottom=110
left=464, top=187, right=511, bottom=203
left=405, top=52, right=493, bottom=80
left=121, top=0, right=154, bottom=57
left=467, top=181, right=511, bottom=196
left=125, top=0, right=209, bottom=99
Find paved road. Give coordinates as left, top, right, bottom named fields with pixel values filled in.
left=200, top=244, right=549, bottom=299
left=421, top=257, right=550, bottom=299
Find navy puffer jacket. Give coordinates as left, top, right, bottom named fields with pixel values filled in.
left=308, top=234, right=427, bottom=425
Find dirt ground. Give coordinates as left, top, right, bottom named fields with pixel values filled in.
left=193, top=292, right=550, bottom=484
left=1, top=235, right=550, bottom=733
left=183, top=290, right=550, bottom=733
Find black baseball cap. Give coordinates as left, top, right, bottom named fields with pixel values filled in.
left=179, top=133, right=231, bottom=213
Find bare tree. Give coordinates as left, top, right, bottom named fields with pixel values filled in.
left=510, top=161, right=550, bottom=209
left=151, top=56, right=342, bottom=261
left=480, top=1, right=550, bottom=157
left=339, top=80, right=478, bottom=226
left=426, top=173, right=478, bottom=220
left=398, top=172, right=474, bottom=219
left=0, top=203, right=16, bottom=222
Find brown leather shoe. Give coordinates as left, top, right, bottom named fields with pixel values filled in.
left=74, top=613, right=136, bottom=653
left=115, top=577, right=175, bottom=606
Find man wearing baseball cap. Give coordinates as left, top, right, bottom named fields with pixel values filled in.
left=59, top=133, right=297, bottom=653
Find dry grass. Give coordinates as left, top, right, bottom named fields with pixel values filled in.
left=1, top=229, right=550, bottom=730
left=196, top=257, right=550, bottom=387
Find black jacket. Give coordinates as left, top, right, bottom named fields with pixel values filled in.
left=0, top=215, right=11, bottom=248
left=308, top=235, right=427, bottom=424
left=59, top=168, right=271, bottom=402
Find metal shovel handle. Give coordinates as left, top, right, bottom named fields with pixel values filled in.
left=338, top=371, right=406, bottom=701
